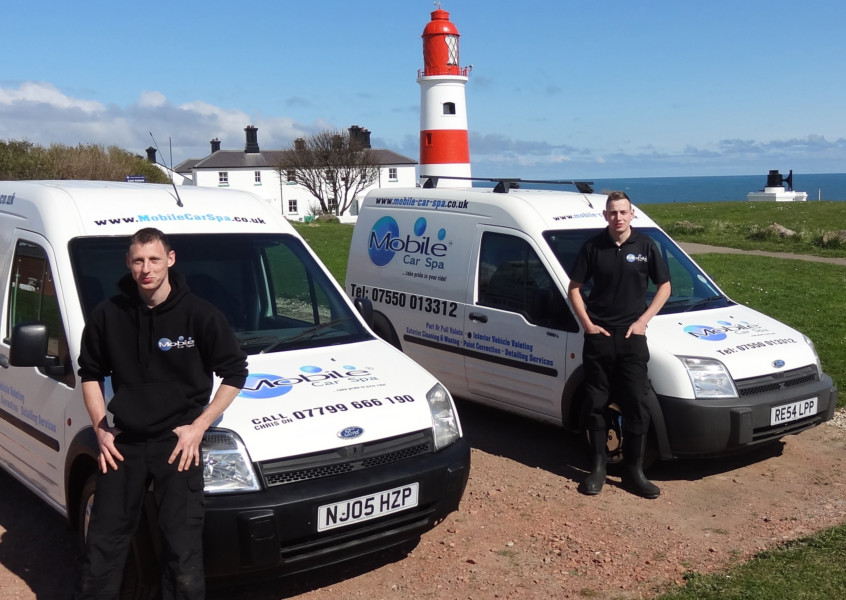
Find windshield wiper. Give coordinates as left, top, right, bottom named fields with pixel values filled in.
left=260, top=318, right=353, bottom=354
left=684, top=295, right=725, bottom=312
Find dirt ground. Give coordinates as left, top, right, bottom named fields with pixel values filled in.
left=2, top=399, right=845, bottom=600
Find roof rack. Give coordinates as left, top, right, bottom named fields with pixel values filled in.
left=420, top=176, right=594, bottom=194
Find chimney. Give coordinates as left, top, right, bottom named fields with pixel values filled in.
left=349, top=125, right=372, bottom=149
left=244, top=125, right=260, bottom=153
left=294, top=138, right=306, bottom=151
left=146, top=146, right=157, bottom=163
left=210, top=138, right=221, bottom=153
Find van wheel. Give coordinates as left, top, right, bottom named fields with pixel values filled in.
left=372, top=312, right=402, bottom=350
left=77, top=473, right=161, bottom=600
left=582, top=403, right=657, bottom=471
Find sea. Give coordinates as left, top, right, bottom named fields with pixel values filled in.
left=475, top=173, right=846, bottom=204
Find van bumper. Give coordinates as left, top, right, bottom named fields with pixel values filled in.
left=202, top=437, right=470, bottom=581
left=656, top=374, right=837, bottom=459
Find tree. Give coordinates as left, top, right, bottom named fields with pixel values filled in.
left=276, top=129, right=380, bottom=216
left=0, top=139, right=170, bottom=183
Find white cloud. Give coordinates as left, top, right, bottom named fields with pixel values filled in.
left=0, top=82, right=104, bottom=113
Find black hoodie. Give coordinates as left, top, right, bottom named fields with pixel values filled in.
left=78, top=269, right=248, bottom=436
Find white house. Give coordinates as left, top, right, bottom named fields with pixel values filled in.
left=170, top=125, right=417, bottom=222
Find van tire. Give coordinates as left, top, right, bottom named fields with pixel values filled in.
left=372, top=311, right=402, bottom=350
left=77, top=474, right=161, bottom=600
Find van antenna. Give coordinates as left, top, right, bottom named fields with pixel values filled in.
left=149, top=132, right=183, bottom=207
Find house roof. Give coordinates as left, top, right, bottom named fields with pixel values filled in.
left=185, top=148, right=417, bottom=171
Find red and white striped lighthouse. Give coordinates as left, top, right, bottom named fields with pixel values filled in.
left=418, top=6, right=471, bottom=186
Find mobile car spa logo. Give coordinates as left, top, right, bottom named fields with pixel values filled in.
left=239, top=365, right=375, bottom=399
left=626, top=253, right=648, bottom=263
left=367, top=216, right=448, bottom=268
left=158, top=336, right=196, bottom=351
left=683, top=320, right=761, bottom=342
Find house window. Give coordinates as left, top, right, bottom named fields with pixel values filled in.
left=288, top=199, right=298, bottom=214
left=443, top=102, right=456, bottom=115
left=254, top=171, right=262, bottom=184
left=388, top=168, right=398, bottom=182
left=286, top=170, right=296, bottom=183
left=218, top=172, right=229, bottom=186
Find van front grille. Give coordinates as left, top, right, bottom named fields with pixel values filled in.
left=735, top=365, right=819, bottom=397
left=259, top=430, right=433, bottom=487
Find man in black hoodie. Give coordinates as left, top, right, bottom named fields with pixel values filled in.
left=74, top=228, right=248, bottom=600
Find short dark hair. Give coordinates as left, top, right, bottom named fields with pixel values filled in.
left=129, top=228, right=171, bottom=253
left=605, top=190, right=631, bottom=208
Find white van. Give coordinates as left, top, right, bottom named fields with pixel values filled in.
left=345, top=179, right=837, bottom=464
left=0, top=180, right=469, bottom=591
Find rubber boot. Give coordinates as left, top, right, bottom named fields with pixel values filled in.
left=621, top=433, right=660, bottom=499
left=578, top=428, right=608, bottom=496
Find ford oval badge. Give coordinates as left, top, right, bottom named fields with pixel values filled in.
left=772, top=359, right=786, bottom=369
left=338, top=426, right=364, bottom=440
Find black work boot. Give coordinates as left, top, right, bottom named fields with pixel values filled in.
left=621, top=433, right=660, bottom=499
left=578, top=428, right=608, bottom=495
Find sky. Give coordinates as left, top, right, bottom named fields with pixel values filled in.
left=2, top=0, right=846, bottom=179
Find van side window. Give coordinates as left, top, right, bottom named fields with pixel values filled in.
left=477, top=232, right=578, bottom=331
left=7, top=241, right=74, bottom=386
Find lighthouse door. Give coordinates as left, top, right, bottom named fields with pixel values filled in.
left=463, top=227, right=576, bottom=422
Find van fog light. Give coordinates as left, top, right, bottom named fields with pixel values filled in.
left=202, top=429, right=261, bottom=493
left=427, top=383, right=461, bottom=450
left=681, top=357, right=738, bottom=399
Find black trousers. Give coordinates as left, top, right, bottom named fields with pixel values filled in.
left=74, top=432, right=205, bottom=600
left=582, top=329, right=651, bottom=436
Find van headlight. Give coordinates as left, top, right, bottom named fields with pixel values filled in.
left=803, top=335, right=823, bottom=377
left=680, top=357, right=738, bottom=398
left=426, top=383, right=461, bottom=450
left=202, top=429, right=261, bottom=493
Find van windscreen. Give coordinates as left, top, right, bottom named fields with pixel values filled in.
left=542, top=227, right=732, bottom=314
left=69, top=233, right=370, bottom=354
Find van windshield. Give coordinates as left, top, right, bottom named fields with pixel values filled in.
left=69, top=233, right=370, bottom=354
left=542, top=227, right=733, bottom=315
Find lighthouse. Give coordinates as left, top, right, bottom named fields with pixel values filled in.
left=418, top=6, right=471, bottom=186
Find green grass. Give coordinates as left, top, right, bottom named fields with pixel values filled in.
left=293, top=210, right=846, bottom=600
left=292, top=221, right=353, bottom=283
left=658, top=524, right=846, bottom=600
left=643, top=201, right=846, bottom=257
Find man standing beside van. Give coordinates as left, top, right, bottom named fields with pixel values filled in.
left=567, top=191, right=671, bottom=499
left=74, top=228, right=248, bottom=600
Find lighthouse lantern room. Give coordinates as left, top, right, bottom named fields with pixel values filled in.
left=418, top=6, right=472, bottom=186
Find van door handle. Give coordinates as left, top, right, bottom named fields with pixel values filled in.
left=468, top=312, right=488, bottom=323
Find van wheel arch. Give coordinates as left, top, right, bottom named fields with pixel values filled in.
left=372, top=311, right=402, bottom=350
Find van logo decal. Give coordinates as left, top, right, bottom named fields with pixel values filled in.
left=772, top=359, right=786, bottom=368
left=367, top=215, right=448, bottom=267
left=338, top=426, right=364, bottom=439
left=239, top=365, right=375, bottom=399
left=684, top=320, right=770, bottom=342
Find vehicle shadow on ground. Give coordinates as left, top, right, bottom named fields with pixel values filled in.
left=452, top=397, right=788, bottom=485
left=0, top=469, right=80, bottom=600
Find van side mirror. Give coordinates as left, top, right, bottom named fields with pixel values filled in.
left=353, top=297, right=374, bottom=328
left=9, top=322, right=65, bottom=375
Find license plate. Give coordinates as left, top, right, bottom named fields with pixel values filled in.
left=770, top=398, right=818, bottom=426
left=317, top=483, right=419, bottom=532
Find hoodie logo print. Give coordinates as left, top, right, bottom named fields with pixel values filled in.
left=158, top=336, right=196, bottom=351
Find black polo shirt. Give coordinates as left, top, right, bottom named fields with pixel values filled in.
left=570, top=228, right=670, bottom=329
